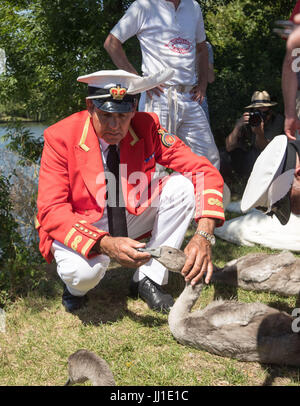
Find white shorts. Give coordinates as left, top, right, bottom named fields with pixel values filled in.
left=51, top=173, right=195, bottom=296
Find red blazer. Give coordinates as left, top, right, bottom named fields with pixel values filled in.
left=36, top=110, right=224, bottom=263
left=290, top=1, right=300, bottom=21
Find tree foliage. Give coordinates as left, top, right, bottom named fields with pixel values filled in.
left=203, top=0, right=294, bottom=143
left=0, top=0, right=296, bottom=133
left=0, top=0, right=139, bottom=123
left=0, top=174, right=20, bottom=265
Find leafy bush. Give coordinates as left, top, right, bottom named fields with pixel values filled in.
left=203, top=0, right=291, bottom=146
left=0, top=174, right=21, bottom=265
left=0, top=173, right=50, bottom=305
left=0, top=125, right=50, bottom=305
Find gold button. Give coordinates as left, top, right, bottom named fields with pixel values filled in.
left=80, top=227, right=84, bottom=230
left=84, top=229, right=88, bottom=232
left=93, top=233, right=97, bottom=237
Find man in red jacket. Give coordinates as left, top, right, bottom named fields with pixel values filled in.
left=36, top=69, right=224, bottom=313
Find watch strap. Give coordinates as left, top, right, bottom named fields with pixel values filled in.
left=194, top=230, right=215, bottom=245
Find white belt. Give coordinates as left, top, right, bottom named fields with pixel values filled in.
left=145, top=84, right=195, bottom=135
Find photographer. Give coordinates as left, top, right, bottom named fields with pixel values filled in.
left=221, top=91, right=284, bottom=179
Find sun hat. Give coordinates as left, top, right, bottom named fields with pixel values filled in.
left=244, top=90, right=278, bottom=109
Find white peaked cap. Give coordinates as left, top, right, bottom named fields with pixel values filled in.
left=77, top=68, right=175, bottom=94
left=241, top=134, right=296, bottom=225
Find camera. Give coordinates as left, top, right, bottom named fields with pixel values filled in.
left=248, top=110, right=263, bottom=127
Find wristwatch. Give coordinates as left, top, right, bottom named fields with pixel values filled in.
left=194, top=230, right=216, bottom=246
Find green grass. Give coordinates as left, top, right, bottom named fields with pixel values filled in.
left=0, top=227, right=300, bottom=386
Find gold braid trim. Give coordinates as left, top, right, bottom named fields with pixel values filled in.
left=203, top=189, right=223, bottom=198
left=79, top=116, right=90, bottom=151
left=202, top=210, right=225, bottom=218
left=81, top=239, right=95, bottom=256
left=64, top=228, right=77, bottom=246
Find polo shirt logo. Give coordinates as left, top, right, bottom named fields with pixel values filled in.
left=165, top=37, right=192, bottom=54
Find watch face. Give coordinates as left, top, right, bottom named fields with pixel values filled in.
left=210, top=235, right=216, bottom=245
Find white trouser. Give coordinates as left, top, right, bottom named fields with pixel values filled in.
left=51, top=173, right=195, bottom=296
left=139, top=88, right=220, bottom=169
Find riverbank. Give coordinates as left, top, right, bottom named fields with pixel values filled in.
left=0, top=116, right=44, bottom=124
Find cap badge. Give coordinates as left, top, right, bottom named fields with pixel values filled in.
left=110, top=85, right=127, bottom=100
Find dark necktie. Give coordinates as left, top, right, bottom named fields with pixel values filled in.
left=106, top=145, right=128, bottom=237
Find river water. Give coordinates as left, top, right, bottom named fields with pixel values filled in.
left=0, top=122, right=47, bottom=146
left=0, top=122, right=47, bottom=176
left=0, top=123, right=47, bottom=244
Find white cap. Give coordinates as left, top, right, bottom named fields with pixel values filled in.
left=77, top=69, right=174, bottom=113
left=241, top=135, right=297, bottom=225
left=77, top=69, right=174, bottom=94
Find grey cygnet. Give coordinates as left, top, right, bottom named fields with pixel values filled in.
left=168, top=282, right=300, bottom=366
left=65, top=349, right=115, bottom=386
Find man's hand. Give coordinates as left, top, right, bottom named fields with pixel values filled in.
left=238, top=112, right=250, bottom=128
left=181, top=218, right=216, bottom=285
left=182, top=234, right=213, bottom=285
left=146, top=84, right=166, bottom=99
left=99, top=235, right=151, bottom=268
left=251, top=119, right=264, bottom=135
left=190, top=84, right=206, bottom=104
left=285, top=115, right=300, bottom=140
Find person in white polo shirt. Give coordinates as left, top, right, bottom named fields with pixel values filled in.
left=104, top=0, right=220, bottom=169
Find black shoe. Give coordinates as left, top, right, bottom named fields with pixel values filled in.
left=130, top=277, right=174, bottom=314
left=62, top=285, right=88, bottom=313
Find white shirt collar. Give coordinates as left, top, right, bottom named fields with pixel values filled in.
left=99, top=137, right=110, bottom=153
left=99, top=138, right=120, bottom=161
left=163, top=0, right=182, bottom=11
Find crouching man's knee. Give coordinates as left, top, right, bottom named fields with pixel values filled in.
left=58, top=255, right=110, bottom=296
left=52, top=240, right=111, bottom=296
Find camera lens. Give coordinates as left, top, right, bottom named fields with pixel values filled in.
left=248, top=111, right=262, bottom=127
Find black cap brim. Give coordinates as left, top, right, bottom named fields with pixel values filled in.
left=267, top=141, right=299, bottom=225
left=92, top=99, right=136, bottom=113
left=267, top=193, right=291, bottom=225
